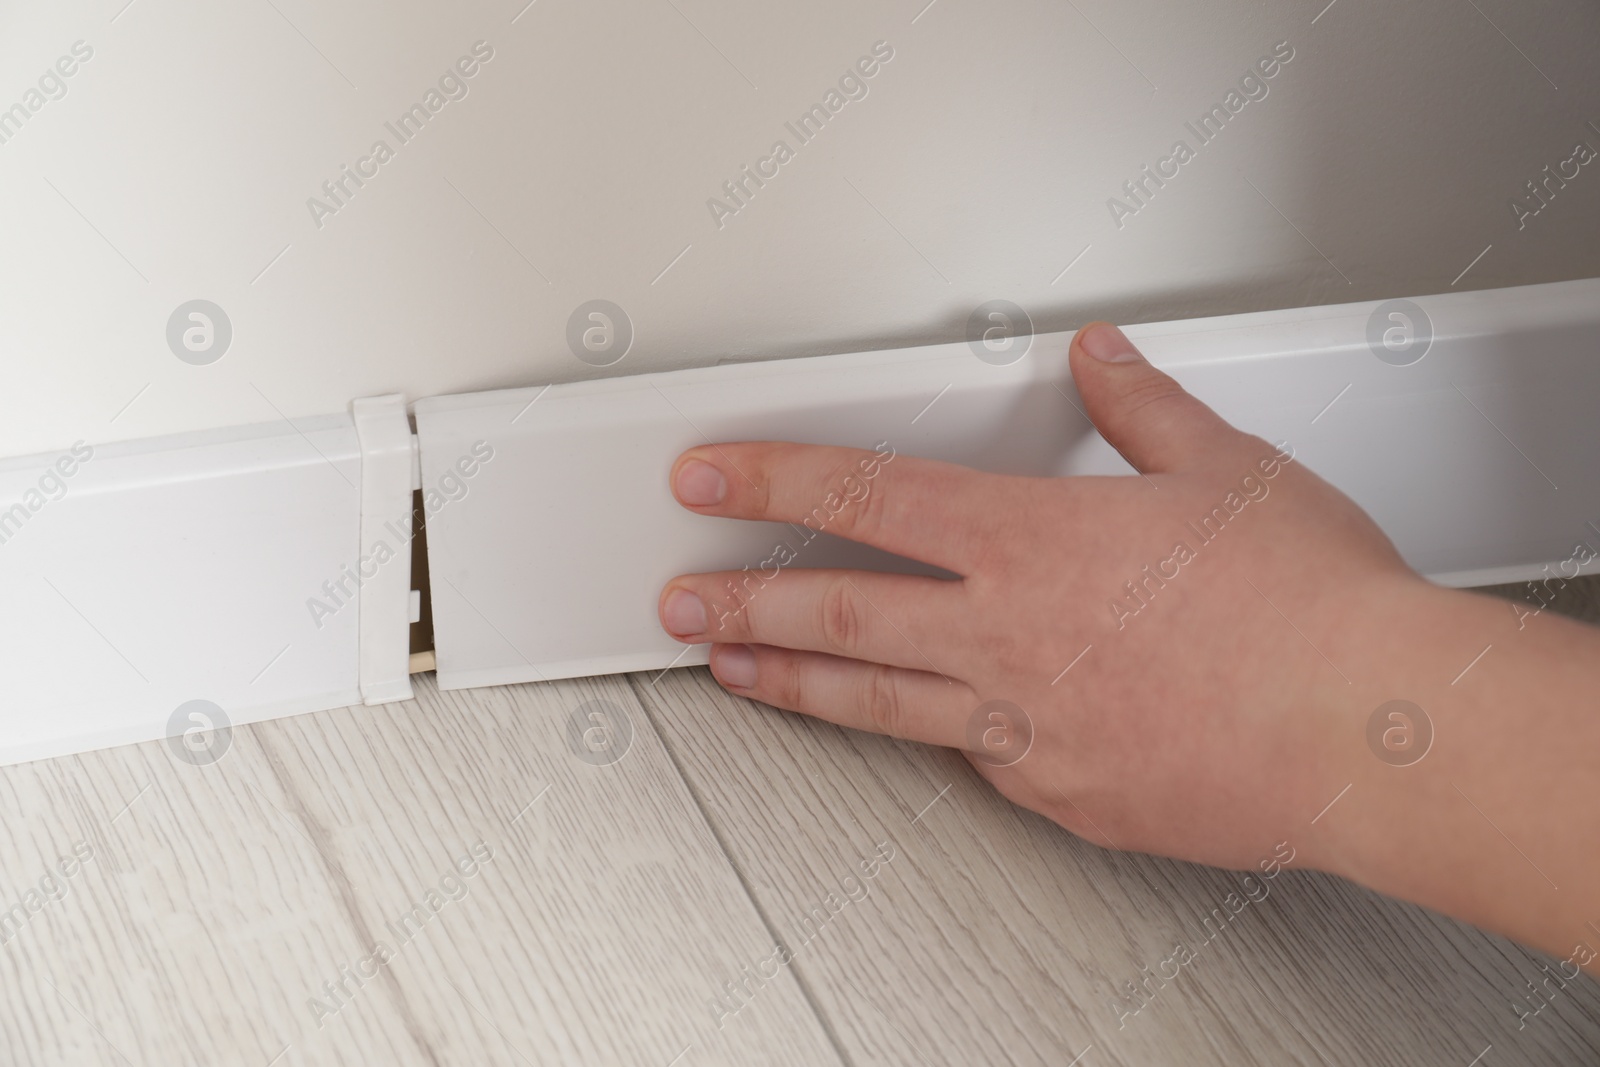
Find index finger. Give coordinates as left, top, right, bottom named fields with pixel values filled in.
left=669, top=441, right=1004, bottom=574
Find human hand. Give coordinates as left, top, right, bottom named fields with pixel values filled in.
left=656, top=322, right=1438, bottom=874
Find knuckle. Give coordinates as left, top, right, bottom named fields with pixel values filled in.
left=1118, top=373, right=1192, bottom=424
left=751, top=472, right=775, bottom=518
left=858, top=664, right=908, bottom=739
left=735, top=444, right=780, bottom=518
left=764, top=650, right=805, bottom=712
left=721, top=581, right=759, bottom=638
left=706, top=578, right=752, bottom=638
left=822, top=456, right=887, bottom=543
left=818, top=576, right=870, bottom=656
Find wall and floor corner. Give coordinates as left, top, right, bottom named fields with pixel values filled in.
left=3, top=280, right=1599, bottom=765
left=2, top=1, right=1598, bottom=763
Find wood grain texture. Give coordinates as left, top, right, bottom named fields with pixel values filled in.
left=630, top=625, right=1600, bottom=1067
left=4, top=576, right=1597, bottom=1065
left=0, top=674, right=842, bottom=1067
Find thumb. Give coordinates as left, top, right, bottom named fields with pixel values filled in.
left=1068, top=321, right=1241, bottom=474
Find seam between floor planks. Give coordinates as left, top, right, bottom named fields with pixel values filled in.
left=629, top=656, right=1600, bottom=1067
left=625, top=671, right=857, bottom=1067
left=0, top=672, right=846, bottom=1066
left=3, top=576, right=1595, bottom=1065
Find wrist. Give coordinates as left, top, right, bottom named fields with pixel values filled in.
left=1300, top=576, right=1600, bottom=962
left=1292, top=573, right=1455, bottom=882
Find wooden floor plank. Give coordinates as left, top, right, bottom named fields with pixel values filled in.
left=0, top=673, right=844, bottom=1067
left=4, top=577, right=1596, bottom=1065
left=631, top=654, right=1600, bottom=1067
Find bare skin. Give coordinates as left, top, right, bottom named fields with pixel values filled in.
left=657, top=321, right=1600, bottom=976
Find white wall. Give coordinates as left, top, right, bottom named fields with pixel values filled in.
left=2, top=0, right=1597, bottom=459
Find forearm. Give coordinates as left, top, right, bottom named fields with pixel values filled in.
left=1308, top=579, right=1600, bottom=972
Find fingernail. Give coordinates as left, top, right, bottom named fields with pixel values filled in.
left=1081, top=322, right=1142, bottom=363
left=662, top=588, right=707, bottom=636
left=713, top=644, right=757, bottom=689
left=675, top=458, right=727, bottom=506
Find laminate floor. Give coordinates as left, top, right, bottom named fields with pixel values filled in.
left=2, top=578, right=1597, bottom=1066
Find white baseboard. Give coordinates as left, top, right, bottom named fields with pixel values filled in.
left=0, top=402, right=416, bottom=766
left=413, top=278, right=1600, bottom=691
left=4, top=280, right=1597, bottom=764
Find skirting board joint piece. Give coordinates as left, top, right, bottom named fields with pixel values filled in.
left=351, top=394, right=421, bottom=705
